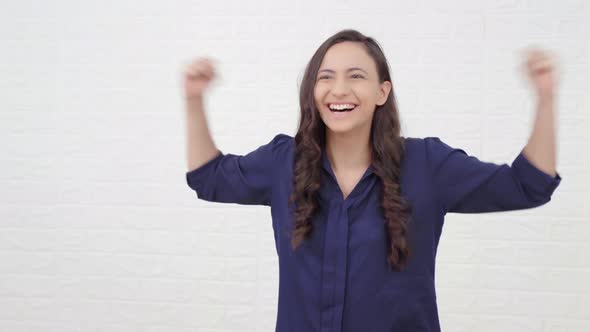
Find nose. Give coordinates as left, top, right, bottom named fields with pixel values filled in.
left=330, top=77, right=352, bottom=96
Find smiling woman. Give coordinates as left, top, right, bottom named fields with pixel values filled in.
left=184, top=29, right=562, bottom=332
left=313, top=42, right=391, bottom=138
left=296, top=31, right=405, bottom=271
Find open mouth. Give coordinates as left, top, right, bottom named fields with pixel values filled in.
left=327, top=104, right=357, bottom=113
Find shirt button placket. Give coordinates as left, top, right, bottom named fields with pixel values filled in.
left=320, top=198, right=350, bottom=332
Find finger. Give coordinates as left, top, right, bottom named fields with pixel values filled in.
left=187, top=67, right=207, bottom=79
left=186, top=62, right=202, bottom=74
left=191, top=63, right=212, bottom=79
left=532, top=58, right=553, bottom=69
left=197, top=66, right=214, bottom=80
left=528, top=57, right=553, bottom=70
left=186, top=65, right=200, bottom=77
left=193, top=62, right=211, bottom=77
left=200, top=65, right=215, bottom=80
left=202, top=60, right=215, bottom=77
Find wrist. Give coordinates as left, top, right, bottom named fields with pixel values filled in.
left=537, top=92, right=555, bottom=104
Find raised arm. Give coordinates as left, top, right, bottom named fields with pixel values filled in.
left=428, top=48, right=562, bottom=214
left=185, top=133, right=290, bottom=206
left=185, top=96, right=221, bottom=171
left=183, top=57, right=220, bottom=172
left=181, top=57, right=291, bottom=206
left=521, top=47, right=559, bottom=178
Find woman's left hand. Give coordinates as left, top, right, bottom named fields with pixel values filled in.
left=523, top=47, right=558, bottom=99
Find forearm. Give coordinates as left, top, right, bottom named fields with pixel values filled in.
left=185, top=97, right=220, bottom=172
left=522, top=95, right=557, bottom=177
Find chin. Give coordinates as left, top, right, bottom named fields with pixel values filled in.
left=324, top=122, right=357, bottom=134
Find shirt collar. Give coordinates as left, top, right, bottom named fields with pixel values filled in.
left=321, top=147, right=375, bottom=177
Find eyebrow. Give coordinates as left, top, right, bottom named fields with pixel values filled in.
left=318, top=67, right=368, bottom=75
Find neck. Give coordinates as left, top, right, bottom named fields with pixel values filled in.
left=325, top=129, right=372, bottom=173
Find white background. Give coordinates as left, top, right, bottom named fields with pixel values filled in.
left=1, top=0, right=589, bottom=331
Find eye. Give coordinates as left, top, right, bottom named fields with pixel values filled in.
left=318, top=74, right=364, bottom=80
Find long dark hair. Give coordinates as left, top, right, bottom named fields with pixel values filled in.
left=287, top=29, right=413, bottom=271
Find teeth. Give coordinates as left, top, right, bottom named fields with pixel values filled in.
left=328, top=103, right=356, bottom=110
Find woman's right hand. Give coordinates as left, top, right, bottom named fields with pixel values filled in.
left=183, top=57, right=217, bottom=100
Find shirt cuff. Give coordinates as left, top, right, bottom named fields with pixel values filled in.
left=186, top=150, right=224, bottom=191
left=512, top=150, right=562, bottom=197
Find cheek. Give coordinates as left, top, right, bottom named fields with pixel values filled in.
left=313, top=85, right=323, bottom=97
left=313, top=87, right=325, bottom=106
left=357, top=86, right=375, bottom=98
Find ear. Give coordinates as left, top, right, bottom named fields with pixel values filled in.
left=377, top=81, right=392, bottom=106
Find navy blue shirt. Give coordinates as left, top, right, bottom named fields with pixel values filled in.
left=186, top=133, right=562, bottom=332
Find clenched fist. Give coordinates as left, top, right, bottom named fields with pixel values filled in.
left=183, top=57, right=217, bottom=100
left=522, top=47, right=558, bottom=99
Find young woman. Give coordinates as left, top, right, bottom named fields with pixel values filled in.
left=183, top=29, right=561, bottom=332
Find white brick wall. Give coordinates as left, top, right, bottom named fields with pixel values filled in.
left=1, top=0, right=588, bottom=331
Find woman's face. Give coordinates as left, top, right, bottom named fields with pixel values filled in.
left=314, top=41, right=391, bottom=135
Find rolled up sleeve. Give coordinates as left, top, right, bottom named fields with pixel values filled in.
left=185, top=133, right=290, bottom=206
left=426, top=137, right=562, bottom=214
